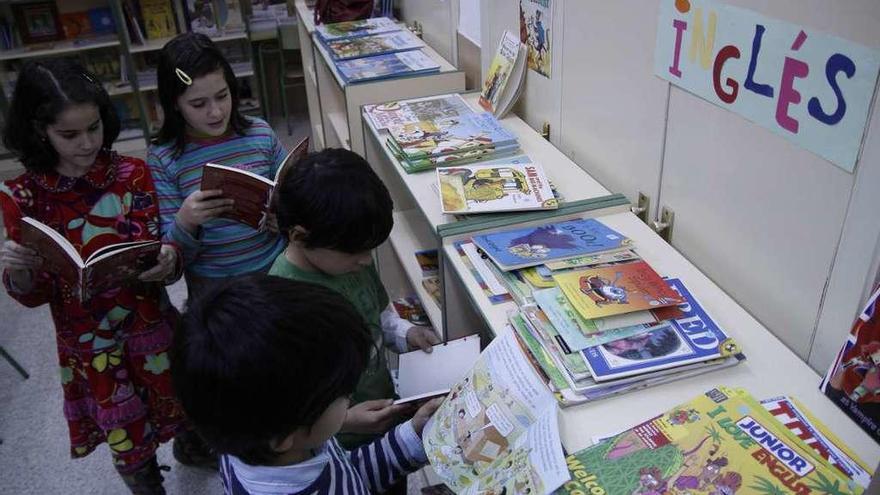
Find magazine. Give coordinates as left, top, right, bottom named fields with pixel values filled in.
left=553, top=260, right=684, bottom=320
left=326, top=29, right=423, bottom=60
left=336, top=50, right=440, bottom=83
left=364, top=93, right=473, bottom=130
left=422, top=328, right=570, bottom=495
left=20, top=217, right=160, bottom=301
left=387, top=112, right=517, bottom=160
left=479, top=30, right=526, bottom=118
left=200, top=136, right=308, bottom=229
left=557, top=387, right=857, bottom=495
left=438, top=162, right=557, bottom=214
left=472, top=218, right=631, bottom=271
left=315, top=16, right=399, bottom=42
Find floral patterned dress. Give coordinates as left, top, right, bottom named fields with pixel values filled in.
left=0, top=151, right=186, bottom=473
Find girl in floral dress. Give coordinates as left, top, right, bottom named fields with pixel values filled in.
left=0, top=59, right=207, bottom=494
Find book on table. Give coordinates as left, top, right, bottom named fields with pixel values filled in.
left=200, top=136, right=309, bottom=229
left=437, top=162, right=557, bottom=214
left=314, top=16, right=400, bottom=42
left=364, top=93, right=473, bottom=130
left=335, top=50, right=440, bottom=83
left=394, top=335, right=480, bottom=404
left=325, top=29, right=423, bottom=60
left=479, top=29, right=526, bottom=118
left=386, top=112, right=518, bottom=160
left=20, top=217, right=160, bottom=302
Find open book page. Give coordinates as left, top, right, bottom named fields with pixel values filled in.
left=20, top=217, right=82, bottom=285
left=274, top=136, right=310, bottom=184
left=201, top=163, right=273, bottom=229
left=82, top=241, right=160, bottom=300
left=422, top=327, right=569, bottom=495
left=396, top=335, right=481, bottom=403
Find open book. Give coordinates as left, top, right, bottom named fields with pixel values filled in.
left=394, top=335, right=481, bottom=404
left=479, top=30, right=526, bottom=118
left=200, top=136, right=309, bottom=229
left=20, top=217, right=160, bottom=301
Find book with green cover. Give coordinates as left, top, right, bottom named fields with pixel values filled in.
left=326, top=30, right=423, bottom=60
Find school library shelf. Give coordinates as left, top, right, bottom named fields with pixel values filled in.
left=360, top=91, right=880, bottom=468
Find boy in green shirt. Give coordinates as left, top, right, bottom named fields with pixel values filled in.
left=270, top=148, right=439, bottom=448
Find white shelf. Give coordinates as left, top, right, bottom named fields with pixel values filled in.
left=326, top=111, right=350, bottom=149
left=129, top=32, right=247, bottom=54
left=389, top=209, right=443, bottom=330
left=0, top=37, right=119, bottom=61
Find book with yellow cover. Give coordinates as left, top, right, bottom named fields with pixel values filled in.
left=140, top=0, right=176, bottom=39
left=556, top=386, right=861, bottom=495
left=553, top=260, right=684, bottom=320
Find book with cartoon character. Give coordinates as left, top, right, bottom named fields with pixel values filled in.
left=820, top=284, right=880, bottom=445
left=472, top=218, right=631, bottom=271
left=325, top=29, right=423, bottom=60
left=335, top=49, right=440, bottom=83
left=437, top=162, right=557, bottom=214
left=388, top=112, right=518, bottom=161
left=422, top=328, right=570, bottom=495
left=479, top=30, right=526, bottom=118
left=553, top=260, right=684, bottom=320
left=557, top=387, right=859, bottom=495
left=364, top=93, right=473, bottom=130
left=315, top=16, right=399, bottom=43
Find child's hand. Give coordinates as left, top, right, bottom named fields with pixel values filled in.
left=406, top=326, right=440, bottom=353
left=138, top=244, right=178, bottom=283
left=177, top=189, right=234, bottom=235
left=411, top=397, right=444, bottom=437
left=341, top=399, right=410, bottom=434
left=264, top=212, right=279, bottom=234
left=0, top=240, right=41, bottom=293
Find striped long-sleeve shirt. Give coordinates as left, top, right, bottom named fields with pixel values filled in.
left=220, top=421, right=427, bottom=495
left=148, top=117, right=287, bottom=278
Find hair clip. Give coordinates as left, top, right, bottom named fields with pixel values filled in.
left=175, top=68, right=193, bottom=86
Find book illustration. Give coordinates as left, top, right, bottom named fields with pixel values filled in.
left=558, top=387, right=858, bottom=495
left=20, top=217, right=160, bottom=301
left=472, top=218, right=630, bottom=271
left=544, top=249, right=641, bottom=271
left=186, top=0, right=244, bottom=36
left=519, top=0, right=552, bottom=78
left=553, top=260, right=684, bottom=320
left=140, top=0, right=177, bottom=39
left=335, top=50, right=440, bottom=83
left=315, top=16, right=399, bottom=42
left=396, top=335, right=480, bottom=404
left=820, top=284, right=880, bottom=445
left=365, top=93, right=472, bottom=130
left=422, top=328, right=569, bottom=495
left=326, top=29, right=423, bottom=60
left=389, top=113, right=516, bottom=160
left=455, top=242, right=513, bottom=305
left=479, top=30, right=521, bottom=114
left=438, top=162, right=557, bottom=214
left=522, top=266, right=556, bottom=289
left=393, top=143, right=522, bottom=174
left=392, top=296, right=431, bottom=327
left=415, top=248, right=439, bottom=277
left=422, top=275, right=442, bottom=306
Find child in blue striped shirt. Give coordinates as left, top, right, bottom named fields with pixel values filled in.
left=148, top=33, right=286, bottom=297
left=171, top=274, right=441, bottom=495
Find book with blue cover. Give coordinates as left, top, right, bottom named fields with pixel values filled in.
left=471, top=218, right=631, bottom=271
left=315, top=16, right=399, bottom=42
left=388, top=112, right=518, bottom=160
left=326, top=29, right=424, bottom=60
left=336, top=50, right=440, bottom=83
left=579, top=278, right=740, bottom=381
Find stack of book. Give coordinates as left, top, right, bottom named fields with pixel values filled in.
left=364, top=93, right=523, bottom=173
left=314, top=17, right=440, bottom=83
left=456, top=217, right=746, bottom=405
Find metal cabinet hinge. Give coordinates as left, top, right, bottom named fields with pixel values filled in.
left=630, top=192, right=650, bottom=223
left=652, top=206, right=675, bottom=243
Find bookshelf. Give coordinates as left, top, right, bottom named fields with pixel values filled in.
left=362, top=91, right=880, bottom=466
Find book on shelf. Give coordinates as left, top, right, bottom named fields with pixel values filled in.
left=438, top=162, right=557, bottom=214
left=87, top=8, right=116, bottom=36
left=185, top=0, right=244, bottom=36
left=394, top=335, right=480, bottom=404
left=387, top=112, right=517, bottom=161
left=122, top=0, right=147, bottom=46
left=199, top=136, right=309, bottom=229
left=479, top=30, right=526, bottom=118
left=553, top=260, right=685, bottom=320
left=13, top=2, right=63, bottom=45
left=315, top=16, right=399, bottom=43
left=325, top=29, right=423, bottom=61
left=471, top=218, right=632, bottom=272
left=558, top=387, right=859, bottom=495
left=364, top=93, right=472, bottom=131
left=60, top=12, right=92, bottom=39
left=140, top=0, right=177, bottom=39
left=20, top=217, right=160, bottom=302
left=392, top=295, right=431, bottom=327
left=414, top=249, right=438, bottom=277
left=422, top=328, right=570, bottom=495
left=820, top=283, right=880, bottom=446
left=421, top=275, right=441, bottom=306
left=335, top=49, right=440, bottom=84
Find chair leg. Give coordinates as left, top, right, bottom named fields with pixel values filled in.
left=0, top=345, right=29, bottom=379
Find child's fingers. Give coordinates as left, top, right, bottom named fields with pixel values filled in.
left=198, top=198, right=235, bottom=211
left=416, top=397, right=445, bottom=418
left=197, top=189, right=225, bottom=199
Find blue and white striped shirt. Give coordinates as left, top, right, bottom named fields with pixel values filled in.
left=220, top=421, right=427, bottom=495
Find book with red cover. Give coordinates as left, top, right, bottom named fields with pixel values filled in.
left=200, top=136, right=308, bottom=229
left=21, top=217, right=160, bottom=301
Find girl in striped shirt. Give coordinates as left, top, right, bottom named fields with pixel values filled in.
left=148, top=33, right=287, bottom=297
left=171, top=274, right=442, bottom=495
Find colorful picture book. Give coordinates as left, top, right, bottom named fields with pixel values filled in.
left=392, top=296, right=431, bottom=327
left=438, top=162, right=557, bottom=214
left=325, top=29, right=423, bottom=60
left=820, top=283, right=880, bottom=445
left=553, top=260, right=685, bottom=320
left=394, top=144, right=521, bottom=174
left=472, top=218, right=632, bottom=271
left=387, top=112, right=517, bottom=160
left=335, top=50, right=440, bottom=83
left=558, top=387, right=858, bottom=495
left=364, top=93, right=472, bottom=130
left=20, top=217, right=160, bottom=302
left=479, top=30, right=526, bottom=118
left=315, top=16, right=399, bottom=43
left=139, top=0, right=177, bottom=39
left=519, top=0, right=553, bottom=78
left=185, top=0, right=245, bottom=36
left=199, top=136, right=308, bottom=229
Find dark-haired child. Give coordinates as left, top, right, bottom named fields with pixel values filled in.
left=270, top=148, right=439, bottom=448
left=171, top=274, right=441, bottom=495
left=0, top=59, right=204, bottom=493
left=148, top=32, right=286, bottom=297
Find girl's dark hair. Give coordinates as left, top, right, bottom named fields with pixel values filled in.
left=155, top=32, right=248, bottom=156
left=276, top=148, right=394, bottom=253
left=172, top=274, right=372, bottom=465
left=2, top=58, right=120, bottom=173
